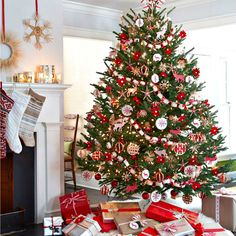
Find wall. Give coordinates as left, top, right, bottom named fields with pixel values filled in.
left=0, top=0, right=63, bottom=82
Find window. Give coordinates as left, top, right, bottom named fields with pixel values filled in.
left=63, top=36, right=113, bottom=138
left=184, top=24, right=236, bottom=156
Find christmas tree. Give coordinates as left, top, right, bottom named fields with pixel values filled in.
left=77, top=0, right=228, bottom=202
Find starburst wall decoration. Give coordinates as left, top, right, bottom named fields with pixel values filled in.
left=23, top=15, right=52, bottom=50
left=22, top=0, right=53, bottom=50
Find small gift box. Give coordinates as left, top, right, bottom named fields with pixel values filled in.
left=137, top=227, right=159, bottom=236
left=146, top=201, right=199, bottom=224
left=100, top=201, right=141, bottom=223
left=62, top=215, right=101, bottom=236
left=44, top=216, right=63, bottom=235
left=93, top=215, right=117, bottom=232
left=114, top=212, right=157, bottom=235
left=202, top=187, right=236, bottom=232
left=155, top=218, right=195, bottom=236
left=59, top=189, right=91, bottom=224
left=202, top=223, right=226, bottom=236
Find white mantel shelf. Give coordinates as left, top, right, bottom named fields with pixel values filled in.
left=3, top=82, right=71, bottom=223
left=3, top=82, right=71, bottom=92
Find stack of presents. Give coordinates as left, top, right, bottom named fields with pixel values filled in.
left=44, top=187, right=236, bottom=236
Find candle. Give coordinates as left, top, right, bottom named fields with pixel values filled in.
left=56, top=73, right=62, bottom=84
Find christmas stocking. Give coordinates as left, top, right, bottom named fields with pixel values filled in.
left=19, top=88, right=46, bottom=147
left=0, top=89, right=14, bottom=159
left=6, top=90, right=30, bottom=154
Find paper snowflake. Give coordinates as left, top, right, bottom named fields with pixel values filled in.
left=23, top=15, right=53, bottom=50
left=141, top=0, right=165, bottom=9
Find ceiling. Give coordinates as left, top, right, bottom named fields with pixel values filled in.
left=65, top=0, right=177, bottom=11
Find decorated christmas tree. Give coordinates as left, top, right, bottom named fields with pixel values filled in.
left=77, top=0, right=228, bottom=202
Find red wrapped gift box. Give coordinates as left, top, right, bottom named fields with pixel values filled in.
left=93, top=216, right=117, bottom=232
left=138, top=227, right=159, bottom=236
left=59, top=189, right=91, bottom=224
left=146, top=201, right=199, bottom=225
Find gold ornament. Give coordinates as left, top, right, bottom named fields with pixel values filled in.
left=127, top=143, right=140, bottom=155
left=23, top=15, right=53, bottom=50
left=0, top=33, right=21, bottom=70
left=154, top=169, right=164, bottom=182
left=140, top=65, right=149, bottom=76
left=182, top=194, right=193, bottom=204
left=176, top=84, right=184, bottom=92
left=131, top=67, right=140, bottom=76
left=110, top=97, right=119, bottom=108
left=159, top=80, right=170, bottom=91
left=128, top=27, right=137, bottom=36
left=159, top=63, right=168, bottom=71
left=177, top=58, right=187, bottom=69
left=115, top=141, right=125, bottom=153
left=169, top=115, right=179, bottom=123
left=92, top=151, right=103, bottom=161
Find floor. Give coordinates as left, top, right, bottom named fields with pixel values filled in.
left=1, top=184, right=110, bottom=236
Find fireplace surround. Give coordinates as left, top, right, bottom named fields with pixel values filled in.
left=2, top=83, right=70, bottom=223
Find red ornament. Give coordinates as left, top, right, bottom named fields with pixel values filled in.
left=127, top=65, right=133, bottom=71
left=173, top=143, right=187, bottom=155
left=142, top=192, right=150, bottom=200
left=198, top=192, right=206, bottom=199
left=203, top=99, right=210, bottom=106
left=131, top=155, right=137, bottom=161
left=111, top=180, right=118, bottom=188
left=154, top=169, right=165, bottom=182
left=211, top=126, right=218, bottom=135
left=117, top=77, right=127, bottom=87
left=189, top=156, right=197, bottom=165
left=92, top=151, right=103, bottom=161
left=105, top=152, right=112, bottom=161
left=170, top=190, right=178, bottom=199
left=219, top=173, right=227, bottom=183
left=119, top=33, right=128, bottom=43
left=192, top=68, right=200, bottom=78
left=157, top=156, right=166, bottom=164
left=160, top=71, right=168, bottom=78
left=178, top=115, right=186, bottom=122
left=211, top=167, right=219, bottom=176
left=106, top=86, right=112, bottom=93
left=165, top=48, right=172, bottom=55
left=192, top=182, right=201, bottom=190
left=177, top=92, right=186, bottom=101
left=95, top=173, right=102, bottom=180
left=86, top=141, right=92, bottom=150
left=182, top=194, right=193, bottom=204
left=100, top=185, right=110, bottom=195
left=101, top=115, right=108, bottom=124
left=133, top=96, right=141, bottom=105
left=151, top=107, right=160, bottom=117
left=114, top=57, right=122, bottom=66
left=133, top=51, right=141, bottom=61
left=87, top=113, right=92, bottom=121
left=179, top=30, right=187, bottom=38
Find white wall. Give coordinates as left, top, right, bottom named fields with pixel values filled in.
left=0, top=0, right=63, bottom=82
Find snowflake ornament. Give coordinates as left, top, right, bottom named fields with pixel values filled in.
left=23, top=15, right=53, bottom=50
left=141, top=0, right=166, bottom=9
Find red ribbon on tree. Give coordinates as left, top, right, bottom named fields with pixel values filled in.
left=35, top=0, right=38, bottom=16
left=1, top=0, right=5, bottom=40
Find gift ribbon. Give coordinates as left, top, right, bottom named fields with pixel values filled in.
left=61, top=193, right=87, bottom=216
left=118, top=214, right=152, bottom=229
left=1, top=0, right=5, bottom=41
left=35, top=0, right=38, bottom=16
left=43, top=216, right=62, bottom=236
left=215, top=195, right=220, bottom=223
left=149, top=203, right=197, bottom=223
left=193, top=223, right=225, bottom=236
left=102, top=207, right=140, bottom=213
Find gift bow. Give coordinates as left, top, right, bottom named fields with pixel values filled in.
left=192, top=223, right=225, bottom=236
left=44, top=216, right=62, bottom=236
left=61, top=193, right=86, bottom=215
left=131, top=214, right=148, bottom=228
left=162, top=223, right=177, bottom=233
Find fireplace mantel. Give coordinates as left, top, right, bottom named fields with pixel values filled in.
left=2, top=82, right=71, bottom=223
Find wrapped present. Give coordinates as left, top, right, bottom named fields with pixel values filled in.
left=202, top=187, right=236, bottom=232
left=155, top=218, right=195, bottom=236
left=114, top=212, right=157, bottom=235
left=193, top=222, right=226, bottom=236
left=137, top=227, right=159, bottom=236
left=59, top=189, right=91, bottom=224
left=93, top=215, right=117, bottom=232
left=100, top=201, right=141, bottom=223
left=44, top=216, right=63, bottom=235
left=146, top=201, right=199, bottom=224
left=62, top=215, right=101, bottom=236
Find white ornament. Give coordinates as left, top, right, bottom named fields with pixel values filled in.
left=153, top=53, right=162, bottom=62
left=150, top=137, right=158, bottom=144
left=184, top=165, right=196, bottom=178
left=186, top=75, right=194, bottom=84
left=192, top=118, right=201, bottom=128
left=135, top=18, right=144, bottom=27
left=162, top=41, right=168, bottom=47
left=112, top=152, right=118, bottom=157
left=156, top=118, right=168, bottom=130
left=129, top=222, right=139, bottom=230
left=106, top=142, right=112, bottom=149
left=151, top=74, right=160, bottom=83
left=122, top=105, right=133, bottom=116
left=142, top=169, right=150, bottom=179
left=151, top=191, right=161, bottom=203
left=167, top=35, right=173, bottom=41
